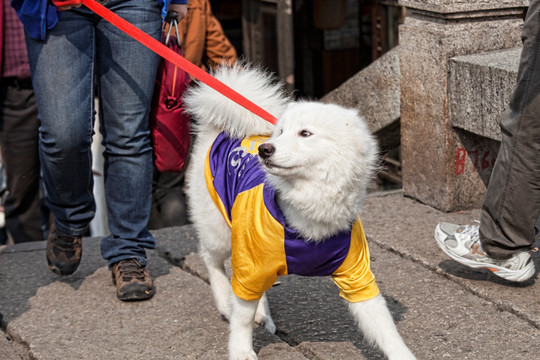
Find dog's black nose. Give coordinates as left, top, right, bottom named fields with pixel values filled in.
left=258, top=143, right=275, bottom=159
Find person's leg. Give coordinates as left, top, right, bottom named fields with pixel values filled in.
left=434, top=2, right=540, bottom=282
left=0, top=84, right=43, bottom=242
left=26, top=11, right=97, bottom=237
left=95, top=0, right=161, bottom=268
left=148, top=168, right=188, bottom=230
left=26, top=8, right=97, bottom=275
left=147, top=168, right=165, bottom=230
left=480, top=0, right=540, bottom=258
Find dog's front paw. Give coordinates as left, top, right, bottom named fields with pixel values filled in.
left=230, top=350, right=258, bottom=360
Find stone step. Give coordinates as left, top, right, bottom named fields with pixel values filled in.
left=449, top=47, right=521, bottom=141
left=321, top=45, right=521, bottom=151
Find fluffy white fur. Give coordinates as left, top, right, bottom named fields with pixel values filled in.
left=184, top=64, right=415, bottom=360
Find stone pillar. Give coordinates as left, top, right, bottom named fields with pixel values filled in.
left=399, top=0, right=527, bottom=212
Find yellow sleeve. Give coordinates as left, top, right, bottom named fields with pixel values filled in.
left=331, top=220, right=380, bottom=303
left=230, top=185, right=288, bottom=301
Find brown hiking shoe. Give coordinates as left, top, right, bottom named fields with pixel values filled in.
left=46, top=226, right=82, bottom=275
left=111, top=259, right=155, bottom=301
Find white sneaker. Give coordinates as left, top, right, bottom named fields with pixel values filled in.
left=435, top=222, right=535, bottom=282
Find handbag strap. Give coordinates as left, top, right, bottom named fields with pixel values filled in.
left=164, top=11, right=181, bottom=46
left=81, top=0, right=278, bottom=125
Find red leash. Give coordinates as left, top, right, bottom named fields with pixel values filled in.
left=81, top=0, right=278, bottom=125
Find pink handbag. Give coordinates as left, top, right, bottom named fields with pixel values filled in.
left=149, top=15, right=191, bottom=172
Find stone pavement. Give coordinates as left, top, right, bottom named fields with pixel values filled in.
left=1, top=190, right=539, bottom=360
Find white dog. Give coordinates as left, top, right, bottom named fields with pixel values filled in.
left=184, top=64, right=416, bottom=360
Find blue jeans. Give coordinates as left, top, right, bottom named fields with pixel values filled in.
left=25, top=0, right=162, bottom=266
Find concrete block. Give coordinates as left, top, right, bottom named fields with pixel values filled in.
left=399, top=10, right=523, bottom=211
left=399, top=0, right=529, bottom=14
left=6, top=266, right=231, bottom=360
left=258, top=343, right=308, bottom=360
left=296, top=341, right=367, bottom=359
left=449, top=47, right=521, bottom=141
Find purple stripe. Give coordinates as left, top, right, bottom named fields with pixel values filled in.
left=209, top=133, right=266, bottom=220
left=263, top=185, right=351, bottom=276
left=284, top=228, right=351, bottom=276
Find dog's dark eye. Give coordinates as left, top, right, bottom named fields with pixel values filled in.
left=299, top=130, right=312, bottom=137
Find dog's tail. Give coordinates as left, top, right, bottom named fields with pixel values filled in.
left=183, top=62, right=290, bottom=138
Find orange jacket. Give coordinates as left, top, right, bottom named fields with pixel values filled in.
left=178, top=0, right=237, bottom=72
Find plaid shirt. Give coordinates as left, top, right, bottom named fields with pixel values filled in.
left=2, top=0, right=30, bottom=79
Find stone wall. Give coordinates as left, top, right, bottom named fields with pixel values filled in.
left=449, top=48, right=521, bottom=141
left=399, top=0, right=526, bottom=211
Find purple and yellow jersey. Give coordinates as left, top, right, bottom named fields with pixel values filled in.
left=205, top=132, right=380, bottom=303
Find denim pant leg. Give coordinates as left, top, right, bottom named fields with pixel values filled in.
left=25, top=11, right=96, bottom=237
left=480, top=0, right=540, bottom=258
left=26, top=0, right=161, bottom=266
left=96, top=0, right=162, bottom=266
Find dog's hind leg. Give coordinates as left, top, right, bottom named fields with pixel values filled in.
left=188, top=149, right=234, bottom=319
left=229, top=295, right=259, bottom=360
left=199, top=228, right=234, bottom=318
left=348, top=294, right=416, bottom=360
left=202, top=252, right=233, bottom=317
left=254, top=292, right=276, bottom=333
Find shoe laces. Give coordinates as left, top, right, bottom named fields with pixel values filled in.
left=53, top=232, right=80, bottom=251
left=117, top=259, right=146, bottom=281
left=457, top=223, right=481, bottom=247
